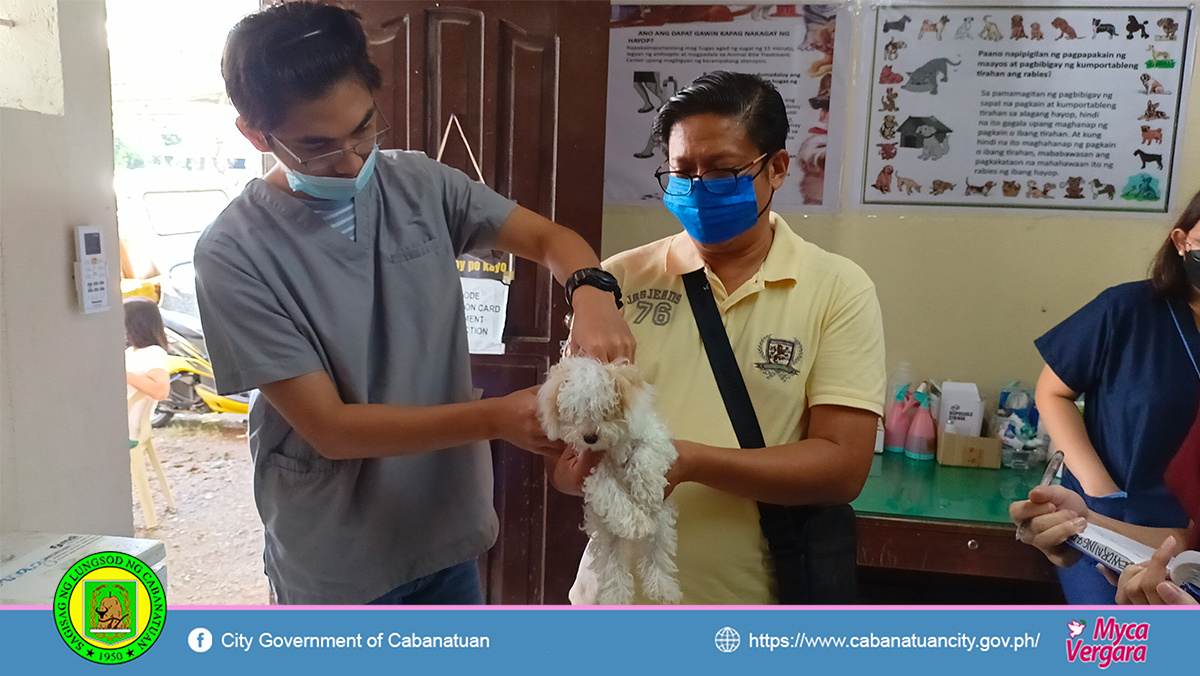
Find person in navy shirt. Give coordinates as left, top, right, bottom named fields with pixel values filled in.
left=1028, top=190, right=1200, bottom=603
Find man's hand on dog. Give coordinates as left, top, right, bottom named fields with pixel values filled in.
left=564, top=286, right=636, bottom=363
left=496, top=386, right=566, bottom=457
left=551, top=440, right=690, bottom=500
left=551, top=447, right=605, bottom=497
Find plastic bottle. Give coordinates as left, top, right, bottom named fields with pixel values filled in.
left=883, top=383, right=917, bottom=453
left=887, top=362, right=913, bottom=406
left=904, top=383, right=937, bottom=461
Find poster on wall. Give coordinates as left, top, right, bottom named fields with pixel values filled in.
left=457, top=253, right=514, bottom=355
left=859, top=4, right=1193, bottom=212
left=604, top=5, right=846, bottom=209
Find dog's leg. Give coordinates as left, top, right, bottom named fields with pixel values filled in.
left=636, top=502, right=682, bottom=604
left=585, top=516, right=626, bottom=605
left=595, top=535, right=636, bottom=605
left=586, top=460, right=654, bottom=539
left=623, top=441, right=675, bottom=507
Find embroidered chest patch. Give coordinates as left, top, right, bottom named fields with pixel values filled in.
left=755, top=335, right=803, bottom=381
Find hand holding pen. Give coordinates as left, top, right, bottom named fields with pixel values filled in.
left=1015, top=450, right=1065, bottom=541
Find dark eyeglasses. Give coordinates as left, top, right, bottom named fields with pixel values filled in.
left=655, top=152, right=770, bottom=196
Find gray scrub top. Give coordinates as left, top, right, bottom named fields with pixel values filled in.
left=193, top=150, right=517, bottom=604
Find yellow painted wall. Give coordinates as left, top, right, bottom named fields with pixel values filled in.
left=601, top=38, right=1200, bottom=407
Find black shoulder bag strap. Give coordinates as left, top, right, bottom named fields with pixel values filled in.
left=681, top=269, right=858, bottom=605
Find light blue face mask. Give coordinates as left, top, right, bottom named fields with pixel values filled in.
left=662, top=174, right=770, bottom=244
left=285, top=144, right=379, bottom=201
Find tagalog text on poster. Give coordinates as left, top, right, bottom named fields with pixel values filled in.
left=860, top=5, right=1192, bottom=212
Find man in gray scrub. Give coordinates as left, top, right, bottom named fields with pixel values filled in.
left=194, top=1, right=634, bottom=605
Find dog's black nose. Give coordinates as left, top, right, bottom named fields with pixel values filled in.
left=583, top=433, right=599, bottom=444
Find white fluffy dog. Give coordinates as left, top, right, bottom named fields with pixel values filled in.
left=538, top=357, right=681, bottom=604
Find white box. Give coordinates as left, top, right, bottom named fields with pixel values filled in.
left=0, top=532, right=166, bottom=606
left=938, top=381, right=984, bottom=437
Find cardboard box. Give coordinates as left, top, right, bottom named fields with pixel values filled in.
left=936, top=431, right=1002, bottom=469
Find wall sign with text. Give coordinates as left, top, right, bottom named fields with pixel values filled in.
left=859, top=4, right=1193, bottom=212
left=605, top=5, right=847, bottom=210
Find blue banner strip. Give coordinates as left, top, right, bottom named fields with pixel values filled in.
left=3, top=607, right=1197, bottom=674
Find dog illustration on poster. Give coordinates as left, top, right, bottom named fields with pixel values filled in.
left=965, top=178, right=996, bottom=196
left=979, top=15, right=1003, bottom=41
left=1053, top=17, right=1081, bottom=40
left=1127, top=15, right=1150, bottom=39
left=919, top=16, right=950, bottom=40
left=883, top=15, right=912, bottom=33
left=872, top=165, right=895, bottom=193
left=1011, top=15, right=1028, bottom=40
left=1092, top=18, right=1117, bottom=39
left=954, top=16, right=974, bottom=39
left=1141, top=73, right=1168, bottom=94
left=879, top=87, right=899, bottom=111
left=1158, top=17, right=1179, bottom=40
left=902, top=58, right=961, bottom=95
left=879, top=65, right=904, bottom=84
left=1139, top=100, right=1169, bottom=120
left=1090, top=178, right=1116, bottom=199
left=1133, top=149, right=1164, bottom=170
left=1061, top=177, right=1085, bottom=199
left=895, top=172, right=922, bottom=194
left=930, top=180, right=956, bottom=195
left=879, top=114, right=899, bottom=139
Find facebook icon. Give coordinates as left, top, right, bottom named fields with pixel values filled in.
left=188, top=628, right=213, bottom=653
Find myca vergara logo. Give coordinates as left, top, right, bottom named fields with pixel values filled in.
left=755, top=335, right=802, bottom=381
left=1065, top=617, right=1149, bottom=669
left=54, top=551, right=166, bottom=664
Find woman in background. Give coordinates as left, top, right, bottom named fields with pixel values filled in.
left=1028, top=190, right=1200, bottom=603
left=124, top=297, right=170, bottom=442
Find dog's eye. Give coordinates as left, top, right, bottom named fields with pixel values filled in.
left=583, top=433, right=599, bottom=444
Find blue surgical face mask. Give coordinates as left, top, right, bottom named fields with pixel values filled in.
left=662, top=174, right=769, bottom=244
left=285, top=144, right=379, bottom=201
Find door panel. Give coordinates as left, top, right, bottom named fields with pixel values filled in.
left=346, top=0, right=609, bottom=604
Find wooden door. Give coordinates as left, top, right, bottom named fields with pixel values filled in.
left=348, top=0, right=609, bottom=604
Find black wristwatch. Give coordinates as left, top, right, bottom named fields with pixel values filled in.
left=564, top=267, right=623, bottom=310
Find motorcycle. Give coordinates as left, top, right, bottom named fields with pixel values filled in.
left=154, top=309, right=250, bottom=427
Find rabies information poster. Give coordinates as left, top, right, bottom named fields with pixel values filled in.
left=605, top=5, right=845, bottom=209
left=860, top=5, right=1192, bottom=212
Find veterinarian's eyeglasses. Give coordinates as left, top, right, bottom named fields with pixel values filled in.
left=270, top=104, right=391, bottom=171
left=656, top=152, right=771, bottom=196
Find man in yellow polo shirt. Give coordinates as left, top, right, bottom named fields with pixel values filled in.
left=552, top=71, right=885, bottom=604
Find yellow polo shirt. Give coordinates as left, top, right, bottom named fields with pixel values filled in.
left=597, top=214, right=885, bottom=604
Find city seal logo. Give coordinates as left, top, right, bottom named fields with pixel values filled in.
left=54, top=551, right=166, bottom=664
left=755, top=335, right=802, bottom=381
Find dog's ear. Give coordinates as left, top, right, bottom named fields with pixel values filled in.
left=607, top=361, right=646, bottom=418
left=537, top=369, right=565, bottom=440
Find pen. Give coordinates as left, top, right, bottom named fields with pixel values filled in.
left=1015, top=450, right=1065, bottom=541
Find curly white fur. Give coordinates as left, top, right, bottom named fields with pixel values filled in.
left=538, top=357, right=681, bottom=604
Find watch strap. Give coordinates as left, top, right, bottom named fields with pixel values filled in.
left=564, top=268, right=623, bottom=310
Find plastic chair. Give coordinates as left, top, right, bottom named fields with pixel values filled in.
left=130, top=399, right=176, bottom=528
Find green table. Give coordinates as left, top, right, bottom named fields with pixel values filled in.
left=851, top=453, right=1058, bottom=583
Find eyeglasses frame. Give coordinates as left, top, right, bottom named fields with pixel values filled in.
left=269, top=103, right=392, bottom=170
left=654, top=151, right=773, bottom=197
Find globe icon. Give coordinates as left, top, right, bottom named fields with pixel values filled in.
left=714, top=627, right=740, bottom=652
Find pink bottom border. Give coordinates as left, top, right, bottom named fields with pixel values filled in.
left=5, top=604, right=1194, bottom=611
